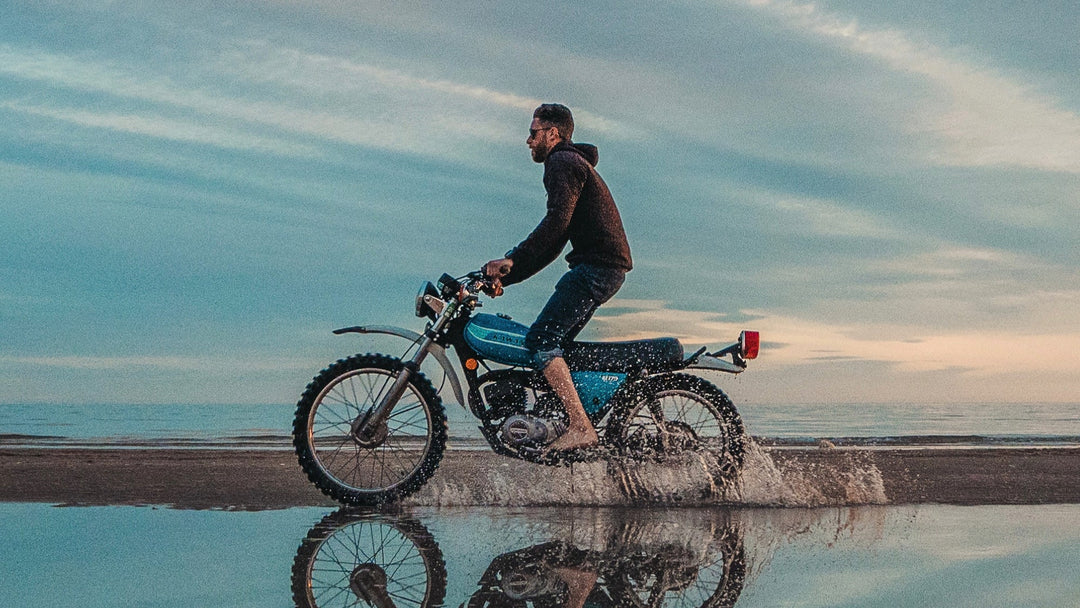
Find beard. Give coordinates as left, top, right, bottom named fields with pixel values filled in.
left=530, top=141, right=551, bottom=163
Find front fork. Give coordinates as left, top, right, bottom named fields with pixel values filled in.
left=353, top=302, right=457, bottom=444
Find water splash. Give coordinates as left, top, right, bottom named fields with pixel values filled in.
left=734, top=441, right=887, bottom=506
left=404, top=441, right=886, bottom=507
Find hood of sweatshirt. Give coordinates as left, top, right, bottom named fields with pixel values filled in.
left=552, top=141, right=599, bottom=167
left=571, top=142, right=599, bottom=166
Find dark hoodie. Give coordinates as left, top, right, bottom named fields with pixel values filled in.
left=503, top=141, right=633, bottom=286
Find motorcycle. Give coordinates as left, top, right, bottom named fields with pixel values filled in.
left=292, top=271, right=760, bottom=506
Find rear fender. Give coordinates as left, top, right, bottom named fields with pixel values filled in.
left=685, top=354, right=746, bottom=374
left=332, top=325, right=466, bottom=408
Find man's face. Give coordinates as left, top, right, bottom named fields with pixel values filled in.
left=527, top=117, right=559, bottom=163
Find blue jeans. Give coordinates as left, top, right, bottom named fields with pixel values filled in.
left=524, top=264, right=626, bottom=370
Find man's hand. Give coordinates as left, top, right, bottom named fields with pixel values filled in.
left=484, top=258, right=513, bottom=279
left=480, top=278, right=504, bottom=298
left=481, top=258, right=511, bottom=298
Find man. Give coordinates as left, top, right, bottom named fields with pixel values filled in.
left=484, top=103, right=632, bottom=453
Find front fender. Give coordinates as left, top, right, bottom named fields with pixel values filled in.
left=332, top=325, right=467, bottom=408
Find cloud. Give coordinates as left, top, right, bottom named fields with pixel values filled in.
left=0, top=354, right=313, bottom=373
left=592, top=299, right=1080, bottom=380
left=732, top=0, right=1080, bottom=173
left=0, top=41, right=624, bottom=167
left=210, top=41, right=629, bottom=137
left=3, top=100, right=320, bottom=157
left=873, top=246, right=1039, bottom=279
left=733, top=186, right=908, bottom=240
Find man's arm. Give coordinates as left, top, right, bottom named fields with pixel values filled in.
left=501, top=152, right=588, bottom=285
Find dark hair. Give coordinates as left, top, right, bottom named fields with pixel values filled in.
left=533, top=103, right=574, bottom=141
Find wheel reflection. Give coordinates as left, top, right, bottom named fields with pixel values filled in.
left=292, top=510, right=446, bottom=608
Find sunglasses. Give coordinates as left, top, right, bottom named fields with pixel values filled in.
left=529, top=126, right=555, bottom=139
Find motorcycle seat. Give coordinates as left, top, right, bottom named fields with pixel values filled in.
left=565, top=337, right=684, bottom=373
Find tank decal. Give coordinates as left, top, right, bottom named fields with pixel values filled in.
left=465, top=326, right=530, bottom=352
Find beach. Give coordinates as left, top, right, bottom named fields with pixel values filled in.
left=3, top=446, right=1078, bottom=509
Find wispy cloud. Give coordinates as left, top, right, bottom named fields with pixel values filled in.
left=734, top=186, right=908, bottom=240
left=3, top=100, right=320, bottom=157
left=0, top=354, right=313, bottom=372
left=0, top=44, right=429, bottom=155
left=211, top=41, right=629, bottom=137
left=593, top=298, right=1080, bottom=378
left=0, top=42, right=624, bottom=165
left=732, top=0, right=1080, bottom=173
left=873, top=246, right=1039, bottom=278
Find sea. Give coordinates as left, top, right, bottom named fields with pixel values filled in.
left=1, top=401, right=1078, bottom=448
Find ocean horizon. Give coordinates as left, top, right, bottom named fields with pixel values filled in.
left=2, top=401, right=1077, bottom=449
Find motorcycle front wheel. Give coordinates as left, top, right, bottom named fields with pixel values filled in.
left=293, top=353, right=447, bottom=506
left=608, top=373, right=745, bottom=475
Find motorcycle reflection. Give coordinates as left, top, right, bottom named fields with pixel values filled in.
left=292, top=510, right=745, bottom=608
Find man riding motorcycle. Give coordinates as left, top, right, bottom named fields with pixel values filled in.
left=485, top=103, right=633, bottom=454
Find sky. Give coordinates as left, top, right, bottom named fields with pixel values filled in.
left=1, top=0, right=1078, bottom=408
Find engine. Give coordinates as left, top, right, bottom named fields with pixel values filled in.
left=480, top=374, right=567, bottom=449
left=500, top=415, right=567, bottom=448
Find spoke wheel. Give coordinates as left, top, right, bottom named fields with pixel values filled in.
left=609, top=374, right=745, bottom=474
left=610, top=527, right=746, bottom=608
left=292, top=511, right=447, bottom=608
left=293, top=354, right=447, bottom=506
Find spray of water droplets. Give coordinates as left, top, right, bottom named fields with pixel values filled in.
left=404, top=440, right=887, bottom=507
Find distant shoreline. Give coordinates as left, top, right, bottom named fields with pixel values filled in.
left=5, top=433, right=1080, bottom=450
left=3, top=446, right=1079, bottom=510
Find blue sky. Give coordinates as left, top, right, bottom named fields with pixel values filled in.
left=1, top=0, right=1078, bottom=406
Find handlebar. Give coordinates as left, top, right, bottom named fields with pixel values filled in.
left=466, top=270, right=503, bottom=298
left=437, top=271, right=502, bottom=302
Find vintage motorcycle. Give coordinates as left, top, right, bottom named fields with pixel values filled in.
left=292, top=271, right=759, bottom=506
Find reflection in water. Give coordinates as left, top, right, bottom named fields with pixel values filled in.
left=292, top=510, right=746, bottom=608
left=292, top=512, right=447, bottom=608
left=466, top=534, right=744, bottom=608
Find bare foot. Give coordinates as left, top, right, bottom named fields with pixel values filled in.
left=544, top=426, right=599, bottom=454
left=552, top=567, right=598, bottom=608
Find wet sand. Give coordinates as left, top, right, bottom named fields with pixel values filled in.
left=2, top=446, right=1078, bottom=509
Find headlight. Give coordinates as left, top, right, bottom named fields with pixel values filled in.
left=415, top=281, right=441, bottom=318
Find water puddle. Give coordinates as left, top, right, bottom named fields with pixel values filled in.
left=4, top=502, right=1080, bottom=606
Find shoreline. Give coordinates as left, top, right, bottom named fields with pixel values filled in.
left=3, top=446, right=1079, bottom=510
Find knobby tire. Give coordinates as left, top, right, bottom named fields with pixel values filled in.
left=292, top=353, right=447, bottom=506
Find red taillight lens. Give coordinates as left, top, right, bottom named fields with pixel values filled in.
left=740, top=330, right=760, bottom=359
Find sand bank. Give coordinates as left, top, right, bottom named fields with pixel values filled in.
left=2, top=446, right=1077, bottom=510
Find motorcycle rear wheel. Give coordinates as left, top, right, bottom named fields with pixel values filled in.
left=293, top=354, right=447, bottom=506
left=608, top=373, right=745, bottom=475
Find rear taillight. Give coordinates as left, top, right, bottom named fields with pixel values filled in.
left=740, top=330, right=760, bottom=359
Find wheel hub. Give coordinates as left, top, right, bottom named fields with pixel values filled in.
left=350, top=411, right=390, bottom=448
left=660, top=420, right=699, bottom=451
left=349, top=563, right=390, bottom=604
